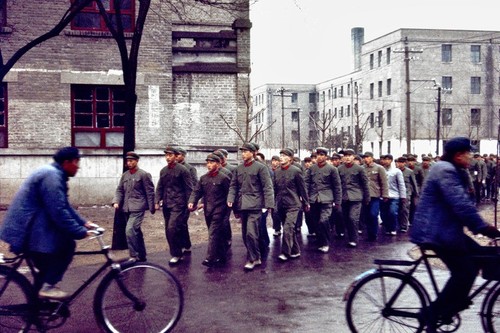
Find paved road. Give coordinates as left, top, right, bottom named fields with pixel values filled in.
left=53, top=229, right=485, bottom=333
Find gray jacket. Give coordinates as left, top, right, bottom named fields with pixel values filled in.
left=113, top=168, right=155, bottom=214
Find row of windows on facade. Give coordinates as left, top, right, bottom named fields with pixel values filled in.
left=0, top=0, right=135, bottom=32
left=368, top=44, right=483, bottom=70
left=0, top=84, right=127, bottom=149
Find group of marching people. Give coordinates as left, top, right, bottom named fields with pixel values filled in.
left=113, top=143, right=498, bottom=272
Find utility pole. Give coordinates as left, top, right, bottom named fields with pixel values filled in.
left=436, top=85, right=442, bottom=156
left=394, top=37, right=423, bottom=154
left=277, top=86, right=287, bottom=149
left=297, top=108, right=301, bottom=158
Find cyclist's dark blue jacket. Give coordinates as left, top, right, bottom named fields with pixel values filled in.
left=0, top=163, right=88, bottom=254
left=410, top=160, right=488, bottom=251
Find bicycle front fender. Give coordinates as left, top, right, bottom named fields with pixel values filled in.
left=343, top=268, right=377, bottom=301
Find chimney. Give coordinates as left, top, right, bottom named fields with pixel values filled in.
left=351, top=27, right=364, bottom=71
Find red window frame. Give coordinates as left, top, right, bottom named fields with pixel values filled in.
left=0, top=83, right=7, bottom=148
left=0, top=0, right=6, bottom=27
left=71, top=85, right=126, bottom=149
left=71, top=0, right=135, bottom=32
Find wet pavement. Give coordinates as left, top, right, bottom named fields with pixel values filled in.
left=52, top=228, right=484, bottom=333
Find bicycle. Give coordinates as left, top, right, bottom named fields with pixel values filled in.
left=0, top=227, right=183, bottom=333
left=344, top=245, right=500, bottom=332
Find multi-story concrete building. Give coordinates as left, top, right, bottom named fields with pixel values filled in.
left=0, top=0, right=250, bottom=205
left=253, top=28, right=500, bottom=158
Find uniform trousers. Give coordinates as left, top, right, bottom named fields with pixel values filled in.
left=162, top=207, right=185, bottom=257
left=278, top=207, right=300, bottom=256
left=124, top=211, right=147, bottom=260
left=341, top=201, right=362, bottom=243
left=240, top=210, right=262, bottom=262
left=309, top=203, right=333, bottom=247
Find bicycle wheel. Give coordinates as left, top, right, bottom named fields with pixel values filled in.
left=0, top=266, right=35, bottom=332
left=485, top=282, right=500, bottom=333
left=94, top=262, right=183, bottom=333
left=346, top=269, right=428, bottom=333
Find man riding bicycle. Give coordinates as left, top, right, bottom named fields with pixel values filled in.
left=410, top=137, right=500, bottom=332
left=0, top=147, right=96, bottom=300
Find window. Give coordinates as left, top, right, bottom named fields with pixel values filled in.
left=327, top=89, right=331, bottom=100
left=334, top=88, right=337, bottom=99
left=340, top=86, right=344, bottom=98
left=308, top=130, right=318, bottom=141
left=387, top=141, right=391, bottom=154
left=386, top=78, right=391, bottom=95
left=291, top=111, right=298, bottom=122
left=442, top=108, right=452, bottom=126
left=72, top=0, right=135, bottom=32
left=340, top=106, right=344, bottom=118
left=0, top=83, right=7, bottom=148
left=347, top=105, right=351, bottom=117
left=378, top=81, right=382, bottom=97
left=291, top=92, right=298, bottom=103
left=471, top=108, right=481, bottom=126
left=347, top=84, right=351, bottom=96
left=378, top=50, right=382, bottom=67
left=378, top=110, right=383, bottom=127
left=471, top=45, right=481, bottom=63
left=72, top=85, right=126, bottom=148
left=291, top=130, right=299, bottom=141
left=370, top=54, right=374, bottom=69
left=471, top=77, right=481, bottom=94
left=442, top=44, right=452, bottom=62
left=387, top=109, right=392, bottom=127
left=0, top=0, right=6, bottom=27
left=442, top=76, right=452, bottom=91
left=370, top=112, right=374, bottom=128
left=333, top=107, right=337, bottom=118
left=386, top=47, right=391, bottom=64
left=310, top=111, right=319, bottom=121
left=321, top=91, right=325, bottom=102
left=309, top=93, right=316, bottom=103
left=370, top=83, right=374, bottom=99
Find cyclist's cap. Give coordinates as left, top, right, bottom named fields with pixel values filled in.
left=53, top=147, right=81, bottom=164
left=444, top=137, right=474, bottom=155
left=125, top=151, right=139, bottom=160
left=271, top=155, right=280, bottom=161
left=382, top=154, right=394, bottom=160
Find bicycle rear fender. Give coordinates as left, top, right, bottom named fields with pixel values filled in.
left=343, top=268, right=430, bottom=304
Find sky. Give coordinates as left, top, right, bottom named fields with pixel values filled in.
left=249, top=0, right=500, bottom=89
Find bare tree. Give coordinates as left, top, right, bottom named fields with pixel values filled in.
left=219, top=93, right=275, bottom=143
left=0, top=0, right=94, bottom=81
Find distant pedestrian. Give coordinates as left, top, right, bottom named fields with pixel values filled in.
left=337, top=149, right=370, bottom=247
left=362, top=152, right=389, bottom=241
left=274, top=149, right=309, bottom=261
left=189, top=153, right=231, bottom=267
left=227, top=143, right=275, bottom=271
left=380, top=154, right=406, bottom=235
left=175, top=147, right=197, bottom=253
left=305, top=147, right=342, bottom=253
left=155, top=147, right=193, bottom=265
left=112, top=152, right=156, bottom=262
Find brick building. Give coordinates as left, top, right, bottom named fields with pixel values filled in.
left=253, top=28, right=500, bottom=158
left=0, top=0, right=251, bottom=205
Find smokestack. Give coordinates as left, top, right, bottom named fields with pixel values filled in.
left=351, top=27, right=364, bottom=72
